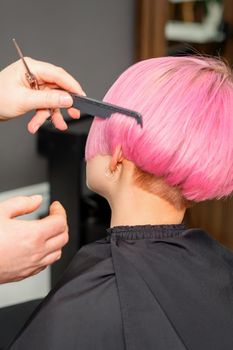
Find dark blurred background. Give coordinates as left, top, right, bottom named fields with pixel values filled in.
left=0, top=0, right=135, bottom=192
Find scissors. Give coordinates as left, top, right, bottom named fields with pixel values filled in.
left=13, top=38, right=54, bottom=121
left=13, top=38, right=39, bottom=90
left=12, top=39, right=143, bottom=127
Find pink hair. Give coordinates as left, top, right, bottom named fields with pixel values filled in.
left=85, top=56, right=233, bottom=201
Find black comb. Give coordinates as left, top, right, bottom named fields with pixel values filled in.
left=70, top=93, right=143, bottom=127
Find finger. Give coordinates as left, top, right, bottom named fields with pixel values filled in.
left=51, top=109, right=68, bottom=130
left=49, top=201, right=67, bottom=218
left=27, top=109, right=50, bottom=134
left=67, top=107, right=81, bottom=119
left=45, top=231, right=69, bottom=255
left=34, top=201, right=68, bottom=241
left=38, top=83, right=59, bottom=89
left=0, top=195, right=42, bottom=218
left=41, top=250, right=63, bottom=266
left=29, top=266, right=46, bottom=277
left=25, top=57, right=86, bottom=95
left=23, top=88, right=74, bottom=113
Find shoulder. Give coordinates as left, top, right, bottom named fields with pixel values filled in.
left=10, top=239, right=124, bottom=349
left=181, top=228, right=233, bottom=269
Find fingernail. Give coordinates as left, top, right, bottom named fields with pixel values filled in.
left=52, top=201, right=61, bottom=207
left=81, top=90, right=87, bottom=96
left=33, top=123, right=41, bottom=133
left=59, top=94, right=73, bottom=107
left=30, top=195, right=43, bottom=201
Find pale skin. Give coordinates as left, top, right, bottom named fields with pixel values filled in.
left=0, top=58, right=84, bottom=283
left=0, top=57, right=85, bottom=133
left=86, top=145, right=185, bottom=227
left=0, top=196, right=68, bottom=283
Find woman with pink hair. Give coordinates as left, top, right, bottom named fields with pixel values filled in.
left=9, top=56, right=233, bottom=350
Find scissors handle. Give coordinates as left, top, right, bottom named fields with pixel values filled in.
left=25, top=72, right=39, bottom=90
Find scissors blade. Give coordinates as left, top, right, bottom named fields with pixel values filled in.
left=12, top=38, right=32, bottom=76
left=12, top=38, right=39, bottom=89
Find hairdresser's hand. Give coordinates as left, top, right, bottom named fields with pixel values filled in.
left=0, top=57, right=85, bottom=133
left=0, top=196, right=69, bottom=284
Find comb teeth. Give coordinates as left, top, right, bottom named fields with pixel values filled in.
left=70, top=94, right=143, bottom=128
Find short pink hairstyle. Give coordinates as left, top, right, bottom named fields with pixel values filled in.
left=85, top=56, right=233, bottom=201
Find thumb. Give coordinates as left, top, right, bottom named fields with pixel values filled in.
left=25, top=89, right=73, bottom=110
left=0, top=195, right=43, bottom=218
left=49, top=201, right=67, bottom=218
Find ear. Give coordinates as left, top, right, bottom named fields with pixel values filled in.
left=109, top=145, right=123, bottom=172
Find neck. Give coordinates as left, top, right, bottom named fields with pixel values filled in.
left=109, top=185, right=185, bottom=228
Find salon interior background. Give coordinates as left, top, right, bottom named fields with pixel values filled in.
left=1, top=0, right=233, bottom=307
left=0, top=0, right=135, bottom=307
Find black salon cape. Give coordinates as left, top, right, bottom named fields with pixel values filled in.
left=8, top=225, right=233, bottom=350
